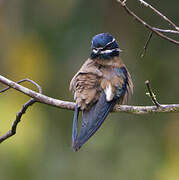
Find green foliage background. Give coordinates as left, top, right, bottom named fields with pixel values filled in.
left=0, top=0, right=179, bottom=179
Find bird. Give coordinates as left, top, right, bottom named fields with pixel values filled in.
left=70, top=32, right=133, bottom=152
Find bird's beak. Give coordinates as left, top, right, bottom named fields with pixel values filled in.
left=118, top=48, right=123, bottom=53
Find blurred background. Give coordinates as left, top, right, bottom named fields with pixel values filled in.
left=0, top=0, right=179, bottom=179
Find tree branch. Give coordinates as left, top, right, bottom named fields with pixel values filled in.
left=114, top=104, right=179, bottom=114
left=145, top=80, right=160, bottom=107
left=0, top=78, right=42, bottom=143
left=117, top=0, right=179, bottom=45
left=137, top=0, right=179, bottom=31
left=0, top=75, right=75, bottom=110
left=152, top=28, right=179, bottom=34
left=1, top=75, right=179, bottom=143
left=0, top=78, right=42, bottom=94
left=0, top=75, right=179, bottom=114
left=0, top=98, right=36, bottom=143
left=141, top=31, right=153, bottom=58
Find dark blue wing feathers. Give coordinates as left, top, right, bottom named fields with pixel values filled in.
left=73, top=91, right=118, bottom=152
left=114, top=67, right=128, bottom=97
left=72, top=105, right=79, bottom=148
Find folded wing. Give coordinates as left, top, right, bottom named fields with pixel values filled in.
left=72, top=91, right=118, bottom=151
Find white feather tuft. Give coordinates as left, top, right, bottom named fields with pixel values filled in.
left=105, top=84, right=113, bottom=101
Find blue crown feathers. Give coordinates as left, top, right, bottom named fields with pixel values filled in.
left=91, top=33, right=121, bottom=59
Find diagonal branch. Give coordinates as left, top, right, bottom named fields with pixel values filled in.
left=153, top=28, right=179, bottom=34
left=0, top=98, right=36, bottom=143
left=137, top=0, right=179, bottom=31
left=0, top=75, right=75, bottom=110
left=141, top=31, right=153, bottom=58
left=145, top=80, right=160, bottom=107
left=117, top=0, right=179, bottom=45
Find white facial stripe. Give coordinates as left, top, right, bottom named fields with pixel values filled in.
left=100, top=49, right=113, bottom=54
left=93, top=48, right=121, bottom=54
left=105, top=38, right=116, bottom=47
left=92, top=49, right=98, bottom=54
left=92, top=38, right=116, bottom=52
left=92, top=47, right=103, bottom=53
left=100, top=48, right=121, bottom=54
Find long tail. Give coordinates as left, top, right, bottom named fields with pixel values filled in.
left=72, top=91, right=118, bottom=152
left=72, top=104, right=79, bottom=147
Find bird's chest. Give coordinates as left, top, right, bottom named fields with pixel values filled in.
left=99, top=66, right=117, bottom=81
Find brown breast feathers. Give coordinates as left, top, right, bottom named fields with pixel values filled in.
left=70, top=57, right=133, bottom=110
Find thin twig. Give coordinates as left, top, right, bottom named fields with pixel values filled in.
left=137, top=0, right=179, bottom=31
left=153, top=28, right=179, bottom=34
left=0, top=78, right=42, bottom=143
left=0, top=78, right=42, bottom=94
left=141, top=31, right=153, bottom=58
left=145, top=80, right=160, bottom=107
left=0, top=98, right=36, bottom=143
left=117, top=0, right=179, bottom=45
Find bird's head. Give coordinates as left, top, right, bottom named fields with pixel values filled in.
left=91, top=33, right=121, bottom=59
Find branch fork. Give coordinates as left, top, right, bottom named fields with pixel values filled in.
left=117, top=0, right=179, bottom=46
